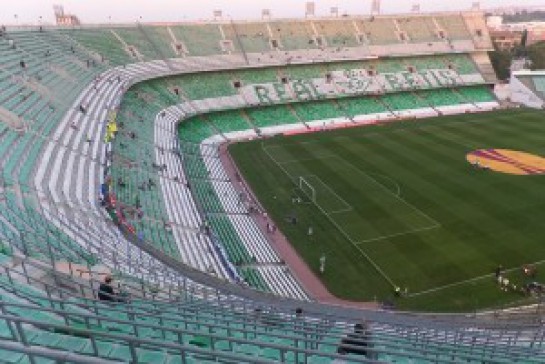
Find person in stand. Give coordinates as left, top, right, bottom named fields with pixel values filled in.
left=337, top=323, right=373, bottom=358
left=98, top=275, right=117, bottom=301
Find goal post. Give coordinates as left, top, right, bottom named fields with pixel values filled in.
left=299, top=176, right=316, bottom=203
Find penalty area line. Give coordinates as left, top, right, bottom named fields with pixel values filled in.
left=278, top=155, right=337, bottom=166
left=262, top=145, right=335, bottom=165
left=354, top=223, right=440, bottom=245
left=308, top=175, right=354, bottom=215
left=333, top=156, right=441, bottom=228
left=260, top=142, right=398, bottom=289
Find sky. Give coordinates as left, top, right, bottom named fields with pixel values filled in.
left=2, top=0, right=545, bottom=25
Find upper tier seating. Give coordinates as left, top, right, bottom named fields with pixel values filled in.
left=287, top=63, right=326, bottom=79
left=269, top=21, right=318, bottom=50
left=62, top=28, right=135, bottom=65
left=223, top=22, right=272, bottom=53
left=435, top=14, right=471, bottom=40
left=169, top=25, right=225, bottom=56
left=359, top=18, right=400, bottom=45
left=139, top=26, right=179, bottom=58
left=396, top=16, right=439, bottom=42
left=313, top=20, right=360, bottom=48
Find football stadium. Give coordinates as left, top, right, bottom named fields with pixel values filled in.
left=1, top=1, right=545, bottom=362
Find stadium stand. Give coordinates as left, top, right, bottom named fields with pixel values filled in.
left=358, top=17, right=400, bottom=45
left=435, top=14, right=472, bottom=40
left=270, top=21, right=318, bottom=50
left=396, top=16, right=439, bottom=42
left=532, top=76, right=545, bottom=99
left=510, top=71, right=545, bottom=108
left=64, top=28, right=135, bottom=65
left=223, top=22, right=272, bottom=54
left=0, top=12, right=536, bottom=362
left=313, top=19, right=360, bottom=48
left=245, top=104, right=300, bottom=128
left=169, top=24, right=225, bottom=57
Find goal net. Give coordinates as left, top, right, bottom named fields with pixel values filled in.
left=298, top=176, right=316, bottom=203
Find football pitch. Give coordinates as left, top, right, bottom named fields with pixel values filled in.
left=229, top=108, right=545, bottom=312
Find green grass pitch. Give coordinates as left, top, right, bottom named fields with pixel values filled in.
left=229, top=108, right=545, bottom=312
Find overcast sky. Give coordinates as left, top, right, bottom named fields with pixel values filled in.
left=2, top=0, right=544, bottom=25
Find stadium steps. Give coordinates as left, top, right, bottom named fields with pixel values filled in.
left=375, top=97, right=398, bottom=117
left=286, top=103, right=310, bottom=129
left=239, top=109, right=260, bottom=133
left=451, top=87, right=479, bottom=108
left=412, top=90, right=442, bottom=114
left=200, top=115, right=227, bottom=140
left=206, top=110, right=254, bottom=134
left=470, top=52, right=498, bottom=83
left=330, top=98, right=355, bottom=121
left=110, top=29, right=144, bottom=62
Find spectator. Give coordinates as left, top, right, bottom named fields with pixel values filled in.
left=337, top=323, right=371, bottom=357
left=98, top=275, right=117, bottom=301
